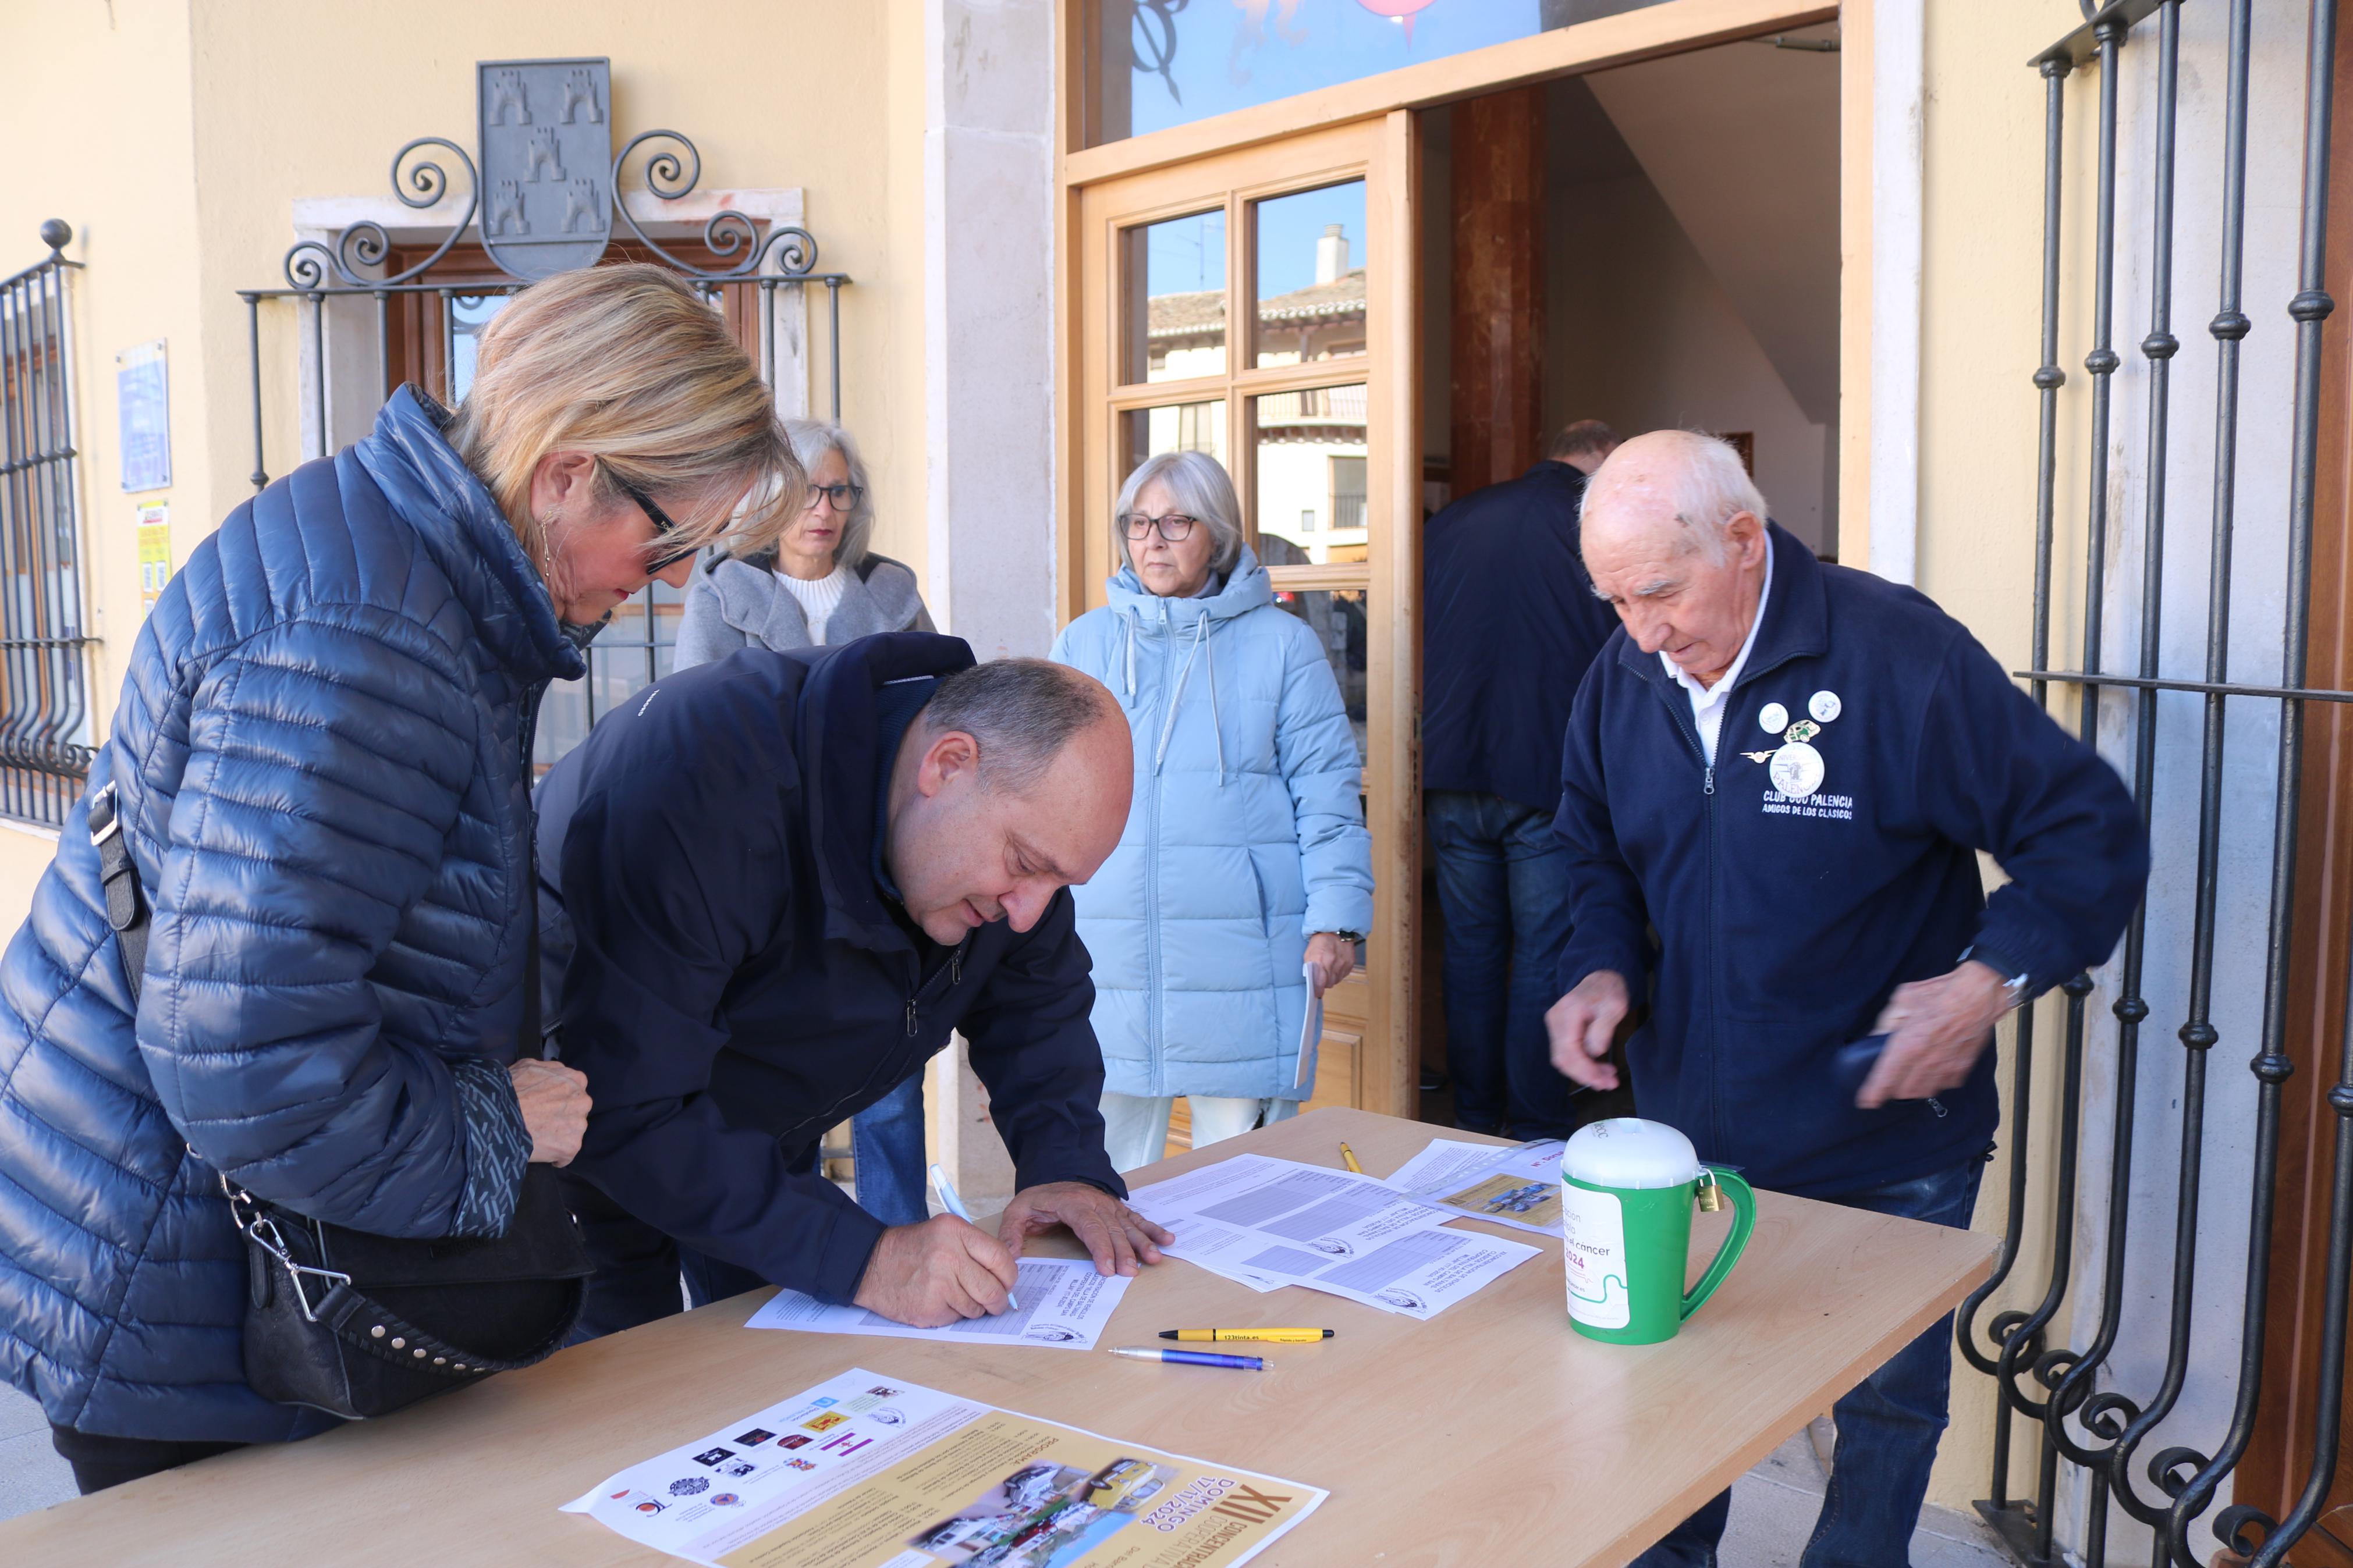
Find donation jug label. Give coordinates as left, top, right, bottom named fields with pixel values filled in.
left=1561, top=1182, right=1630, bottom=1328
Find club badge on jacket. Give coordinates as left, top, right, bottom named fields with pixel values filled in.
left=1744, top=690, right=1841, bottom=799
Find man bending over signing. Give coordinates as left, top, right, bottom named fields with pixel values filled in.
left=536, top=636, right=1171, bottom=1335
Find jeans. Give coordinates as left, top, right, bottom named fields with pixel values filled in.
left=1099, top=1093, right=1300, bottom=1174
left=1630, top=1151, right=1992, bottom=1568
left=1425, top=790, right=1578, bottom=1139
left=853, top=1072, right=932, bottom=1228
left=561, top=1171, right=773, bottom=1343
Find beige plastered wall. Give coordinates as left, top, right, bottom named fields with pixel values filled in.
left=1917, top=0, right=2099, bottom=1517
left=0, top=0, right=934, bottom=933
left=0, top=0, right=209, bottom=919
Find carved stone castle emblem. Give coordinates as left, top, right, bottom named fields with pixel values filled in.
left=477, top=58, right=613, bottom=279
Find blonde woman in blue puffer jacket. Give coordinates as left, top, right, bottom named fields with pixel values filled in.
left=1050, top=451, right=1374, bottom=1174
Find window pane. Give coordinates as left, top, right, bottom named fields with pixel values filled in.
left=1254, top=180, right=1366, bottom=369
left=1122, top=208, right=1226, bottom=383
left=1091, top=1, right=1680, bottom=147
left=1253, top=386, right=1368, bottom=563
left=448, top=293, right=509, bottom=404
left=1119, top=399, right=1227, bottom=487
left=1274, top=585, right=1368, bottom=763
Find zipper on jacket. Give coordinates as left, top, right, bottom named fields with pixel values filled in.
left=904, top=999, right=917, bottom=1037
left=1145, top=612, right=1172, bottom=1098
left=1655, top=684, right=1726, bottom=1157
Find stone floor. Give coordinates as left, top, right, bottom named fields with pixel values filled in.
left=1720, top=1425, right=2012, bottom=1568
left=0, top=1379, right=2014, bottom=1563
left=0, top=1381, right=71, bottom=1522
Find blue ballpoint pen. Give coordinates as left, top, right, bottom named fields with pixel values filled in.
left=1110, top=1346, right=1266, bottom=1371
left=929, top=1162, right=1020, bottom=1311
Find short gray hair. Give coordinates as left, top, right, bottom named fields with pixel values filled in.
left=782, top=417, right=876, bottom=570
left=1112, top=450, right=1244, bottom=579
left=1582, top=429, right=1767, bottom=565
left=922, top=658, right=1116, bottom=793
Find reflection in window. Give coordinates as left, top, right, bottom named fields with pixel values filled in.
left=1120, top=399, right=1228, bottom=489
left=1254, top=182, right=1367, bottom=369
left=1122, top=209, right=1227, bottom=383
left=1275, top=586, right=1369, bottom=761
left=448, top=293, right=508, bottom=404
left=1091, top=2, right=1675, bottom=147
left=1254, top=387, right=1367, bottom=565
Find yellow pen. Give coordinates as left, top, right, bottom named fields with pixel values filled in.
left=1160, top=1329, right=1335, bottom=1343
left=1339, top=1142, right=1363, bottom=1174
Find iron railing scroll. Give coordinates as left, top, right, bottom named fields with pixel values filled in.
left=1962, top=3, right=2353, bottom=1566
left=0, top=222, right=94, bottom=828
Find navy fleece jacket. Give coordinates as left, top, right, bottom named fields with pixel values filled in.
left=1554, top=527, right=2148, bottom=1195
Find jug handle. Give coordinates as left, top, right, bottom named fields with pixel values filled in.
left=1680, top=1167, right=1757, bottom=1321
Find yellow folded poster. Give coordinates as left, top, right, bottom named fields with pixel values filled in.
left=563, top=1367, right=1325, bottom=1568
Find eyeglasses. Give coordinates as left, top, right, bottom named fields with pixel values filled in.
left=1122, top=512, right=1199, bottom=543
left=805, top=481, right=866, bottom=514
left=616, top=478, right=699, bottom=574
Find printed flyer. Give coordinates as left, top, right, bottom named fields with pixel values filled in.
left=562, top=1367, right=1325, bottom=1568
left=1380, top=1138, right=1567, bottom=1238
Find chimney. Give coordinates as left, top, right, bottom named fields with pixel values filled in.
left=1315, top=223, right=1349, bottom=285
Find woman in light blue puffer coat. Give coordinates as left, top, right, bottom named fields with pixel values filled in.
left=1051, top=451, right=1374, bottom=1173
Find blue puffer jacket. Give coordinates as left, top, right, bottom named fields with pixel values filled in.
left=1050, top=548, right=1374, bottom=1101
left=0, top=387, right=579, bottom=1442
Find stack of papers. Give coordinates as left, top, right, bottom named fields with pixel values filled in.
left=1125, top=1153, right=1539, bottom=1320
left=1380, top=1138, right=1567, bottom=1238
left=563, top=1367, right=1324, bottom=1567
left=744, top=1256, right=1131, bottom=1350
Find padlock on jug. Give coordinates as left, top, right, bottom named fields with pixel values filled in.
left=1560, top=1118, right=1756, bottom=1345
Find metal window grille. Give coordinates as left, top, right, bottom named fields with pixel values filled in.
left=234, top=133, right=849, bottom=775
left=0, top=222, right=94, bottom=827
left=1964, top=4, right=2352, bottom=1567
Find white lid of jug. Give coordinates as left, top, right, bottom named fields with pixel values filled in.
left=1561, top=1118, right=1702, bottom=1190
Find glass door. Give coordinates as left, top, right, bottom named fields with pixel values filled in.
left=1069, top=115, right=1417, bottom=1123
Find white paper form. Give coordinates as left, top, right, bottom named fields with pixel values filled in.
left=1381, top=1138, right=1568, bottom=1238
left=561, top=1367, right=1325, bottom=1568
left=746, top=1257, right=1132, bottom=1350
left=1126, top=1153, right=1540, bottom=1320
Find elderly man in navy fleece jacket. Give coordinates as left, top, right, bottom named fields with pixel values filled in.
left=1545, top=431, right=2146, bottom=1568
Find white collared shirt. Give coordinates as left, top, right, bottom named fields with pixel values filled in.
left=1661, top=534, right=1776, bottom=766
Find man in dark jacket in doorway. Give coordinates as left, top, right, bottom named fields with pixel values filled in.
left=536, top=634, right=1171, bottom=1334
left=1546, top=431, right=2148, bottom=1568
left=1421, top=417, right=1620, bottom=1139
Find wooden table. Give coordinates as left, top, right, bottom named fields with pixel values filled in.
left=0, top=1107, right=1994, bottom=1567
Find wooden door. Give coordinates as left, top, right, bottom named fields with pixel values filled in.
left=1066, top=113, right=1419, bottom=1130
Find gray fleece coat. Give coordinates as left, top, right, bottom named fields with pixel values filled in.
left=673, top=549, right=935, bottom=667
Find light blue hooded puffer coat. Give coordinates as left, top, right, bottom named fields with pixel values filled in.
left=1050, top=546, right=1374, bottom=1100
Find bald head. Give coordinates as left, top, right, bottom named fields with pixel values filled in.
left=1581, top=431, right=1772, bottom=689
left=1580, top=430, right=1768, bottom=564
left=885, top=659, right=1134, bottom=944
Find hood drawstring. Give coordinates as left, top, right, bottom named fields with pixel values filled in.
left=1123, top=613, right=1137, bottom=698
left=1149, top=609, right=1226, bottom=785
left=1202, top=617, right=1227, bottom=786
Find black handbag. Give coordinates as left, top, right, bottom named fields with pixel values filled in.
left=90, top=780, right=592, bottom=1421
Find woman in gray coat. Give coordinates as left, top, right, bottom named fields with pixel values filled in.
left=672, top=418, right=935, bottom=1226
left=675, top=419, right=932, bottom=663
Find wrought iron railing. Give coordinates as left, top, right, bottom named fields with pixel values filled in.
left=1966, top=3, right=2351, bottom=1565
left=0, top=222, right=94, bottom=828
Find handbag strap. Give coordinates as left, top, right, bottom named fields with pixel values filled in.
left=88, top=783, right=147, bottom=1007
left=309, top=1274, right=578, bottom=1378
